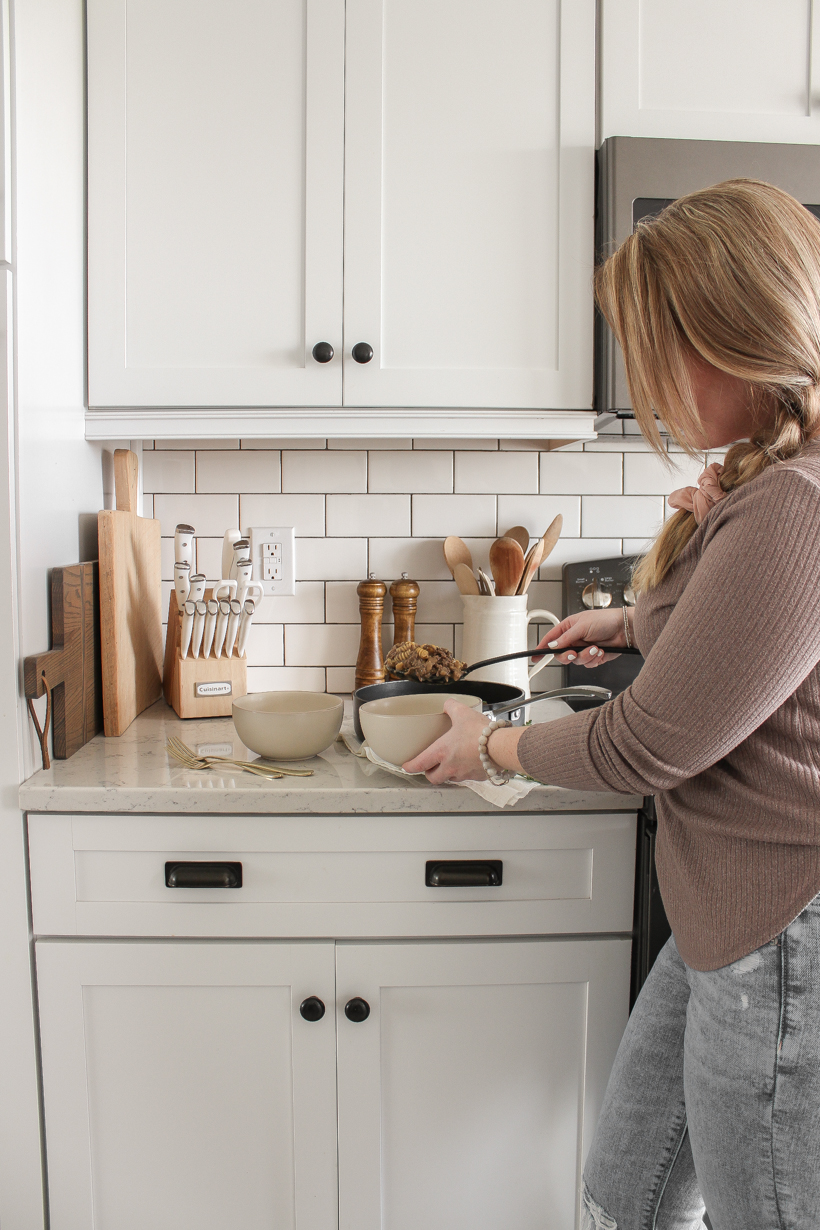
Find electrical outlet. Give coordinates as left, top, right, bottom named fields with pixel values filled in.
left=247, top=526, right=295, bottom=596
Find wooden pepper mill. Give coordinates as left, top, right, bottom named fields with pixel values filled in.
left=390, top=573, right=419, bottom=646
left=355, top=575, right=387, bottom=690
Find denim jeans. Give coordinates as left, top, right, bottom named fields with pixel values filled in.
left=582, top=893, right=820, bottom=1230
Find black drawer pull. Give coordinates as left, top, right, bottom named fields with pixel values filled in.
left=165, top=861, right=242, bottom=889
left=425, top=859, right=502, bottom=887
left=300, top=996, right=326, bottom=1022
left=345, top=997, right=370, bottom=1023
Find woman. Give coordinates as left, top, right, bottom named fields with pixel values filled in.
left=404, top=179, right=820, bottom=1229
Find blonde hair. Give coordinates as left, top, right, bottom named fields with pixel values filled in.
left=594, top=179, right=820, bottom=592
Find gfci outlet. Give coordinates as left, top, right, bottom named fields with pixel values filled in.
left=247, top=526, right=295, bottom=596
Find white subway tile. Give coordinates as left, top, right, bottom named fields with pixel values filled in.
left=153, top=493, right=239, bottom=538
left=240, top=493, right=325, bottom=537
left=282, top=450, right=366, bottom=493
left=142, top=439, right=155, bottom=449
left=500, top=439, right=580, bottom=451
left=241, top=438, right=326, bottom=449
left=160, top=538, right=176, bottom=581
left=583, top=438, right=652, bottom=452
left=623, top=538, right=654, bottom=556
left=327, top=667, right=357, bottom=692
left=326, top=581, right=372, bottom=624
left=411, top=624, right=454, bottom=652
left=286, top=623, right=360, bottom=667
left=412, top=494, right=496, bottom=538
left=540, top=452, right=622, bottom=495
left=326, top=494, right=410, bottom=537
left=497, top=495, right=581, bottom=537
left=246, top=666, right=326, bottom=693
left=454, top=451, right=538, bottom=494
left=197, top=450, right=281, bottom=494
left=329, top=438, right=412, bottom=450
left=582, top=496, right=664, bottom=539
left=530, top=666, right=563, bottom=693
left=155, top=439, right=239, bottom=449
left=413, top=438, right=498, bottom=450
left=538, top=538, right=623, bottom=580
left=142, top=450, right=195, bottom=494
left=526, top=580, right=563, bottom=616
left=256, top=583, right=325, bottom=625
left=623, top=452, right=703, bottom=496
left=161, top=580, right=173, bottom=621
left=245, top=623, right=285, bottom=666
left=368, top=450, right=453, bottom=493
left=296, top=538, right=367, bottom=581
left=143, top=494, right=154, bottom=517
left=368, top=537, right=451, bottom=581
left=415, top=580, right=464, bottom=623
left=195, top=537, right=223, bottom=581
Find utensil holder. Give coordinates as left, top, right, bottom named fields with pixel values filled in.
left=461, top=595, right=560, bottom=697
left=163, top=589, right=248, bottom=719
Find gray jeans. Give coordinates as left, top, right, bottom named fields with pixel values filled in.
left=582, top=894, right=820, bottom=1230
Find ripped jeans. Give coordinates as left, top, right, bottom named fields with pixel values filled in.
left=582, top=893, right=820, bottom=1230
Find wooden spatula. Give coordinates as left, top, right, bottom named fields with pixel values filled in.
left=517, top=514, right=563, bottom=594
left=454, top=561, right=480, bottom=595
left=443, top=535, right=473, bottom=577
left=501, top=525, right=530, bottom=553
left=489, top=536, right=525, bottom=596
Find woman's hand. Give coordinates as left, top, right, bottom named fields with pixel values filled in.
left=538, top=607, right=632, bottom=668
left=402, top=698, right=523, bottom=783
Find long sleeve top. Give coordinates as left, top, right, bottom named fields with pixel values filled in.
left=518, top=442, right=820, bottom=971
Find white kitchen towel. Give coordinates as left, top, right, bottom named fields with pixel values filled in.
left=336, top=730, right=540, bottom=809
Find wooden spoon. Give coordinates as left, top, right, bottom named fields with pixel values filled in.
left=443, top=535, right=473, bottom=577
left=501, top=525, right=530, bottom=554
left=453, top=561, right=480, bottom=595
left=489, top=536, right=525, bottom=596
left=517, top=514, right=563, bottom=594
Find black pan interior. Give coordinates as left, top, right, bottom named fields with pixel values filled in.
left=352, top=678, right=527, bottom=742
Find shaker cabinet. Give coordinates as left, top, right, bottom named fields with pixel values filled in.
left=86, top=0, right=596, bottom=420
left=601, top=0, right=820, bottom=145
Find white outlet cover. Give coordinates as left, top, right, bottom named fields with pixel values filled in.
left=247, top=526, right=295, bottom=596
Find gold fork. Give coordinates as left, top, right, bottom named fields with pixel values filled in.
left=166, top=737, right=286, bottom=780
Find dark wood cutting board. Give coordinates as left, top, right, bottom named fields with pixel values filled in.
left=24, top=562, right=103, bottom=759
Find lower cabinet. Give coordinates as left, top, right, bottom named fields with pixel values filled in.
left=36, top=935, right=630, bottom=1230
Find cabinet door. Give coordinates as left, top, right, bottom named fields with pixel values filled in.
left=343, top=0, right=595, bottom=409
left=602, top=0, right=820, bottom=144
left=36, top=941, right=337, bottom=1230
left=336, top=937, right=631, bottom=1230
left=87, top=0, right=344, bottom=408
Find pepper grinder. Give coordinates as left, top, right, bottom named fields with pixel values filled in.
left=390, top=573, right=419, bottom=647
left=355, top=575, right=387, bottom=690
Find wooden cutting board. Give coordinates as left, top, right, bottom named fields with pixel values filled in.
left=98, top=449, right=163, bottom=736
left=23, top=562, right=103, bottom=759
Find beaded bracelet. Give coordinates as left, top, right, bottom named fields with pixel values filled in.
left=479, top=719, right=513, bottom=785
left=623, top=605, right=632, bottom=649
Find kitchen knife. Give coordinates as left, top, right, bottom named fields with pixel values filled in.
left=173, top=560, right=191, bottom=607
left=237, top=598, right=256, bottom=658
left=225, top=599, right=242, bottom=657
left=180, top=599, right=196, bottom=660
left=221, top=529, right=241, bottom=583
left=202, top=599, right=218, bottom=658
left=213, top=599, right=231, bottom=658
left=188, top=573, right=206, bottom=604
left=191, top=601, right=207, bottom=658
left=174, top=523, right=195, bottom=567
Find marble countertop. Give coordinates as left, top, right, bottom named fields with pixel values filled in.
left=19, top=700, right=641, bottom=815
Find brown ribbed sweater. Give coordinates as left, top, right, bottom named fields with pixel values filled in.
left=519, top=443, right=820, bottom=971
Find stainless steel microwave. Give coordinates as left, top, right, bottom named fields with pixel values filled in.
left=595, top=136, right=820, bottom=416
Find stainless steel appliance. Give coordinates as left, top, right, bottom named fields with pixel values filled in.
left=562, top=554, right=670, bottom=1006
left=595, top=136, right=820, bottom=416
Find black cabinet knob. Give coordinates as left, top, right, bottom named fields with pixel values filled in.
left=312, top=341, right=334, bottom=363
left=351, top=342, right=373, bottom=364
left=344, top=996, right=371, bottom=1023
left=299, top=996, right=326, bottom=1022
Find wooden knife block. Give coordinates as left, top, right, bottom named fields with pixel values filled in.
left=163, top=589, right=248, bottom=720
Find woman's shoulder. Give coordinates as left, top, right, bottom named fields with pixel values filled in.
left=729, top=442, right=820, bottom=505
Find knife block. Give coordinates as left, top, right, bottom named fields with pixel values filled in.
left=163, top=589, right=248, bottom=720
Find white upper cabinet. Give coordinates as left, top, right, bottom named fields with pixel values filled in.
left=86, top=0, right=596, bottom=422
left=87, top=0, right=345, bottom=408
left=602, top=0, right=820, bottom=144
left=342, top=0, right=596, bottom=409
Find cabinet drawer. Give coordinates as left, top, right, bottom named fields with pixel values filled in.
left=28, top=812, right=637, bottom=938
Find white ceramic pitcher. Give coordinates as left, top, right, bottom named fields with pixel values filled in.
left=460, top=595, right=560, bottom=697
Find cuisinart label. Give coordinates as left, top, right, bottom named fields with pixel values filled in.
left=195, top=681, right=232, bottom=697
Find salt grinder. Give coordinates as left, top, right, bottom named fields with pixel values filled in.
left=390, top=573, right=419, bottom=646
left=355, top=575, right=387, bottom=690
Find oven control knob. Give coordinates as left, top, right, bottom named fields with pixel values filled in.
left=581, top=579, right=612, bottom=610
left=622, top=584, right=636, bottom=607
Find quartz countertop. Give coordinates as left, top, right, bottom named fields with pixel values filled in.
left=19, top=700, right=641, bottom=815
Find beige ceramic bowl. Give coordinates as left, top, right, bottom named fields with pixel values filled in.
left=232, top=691, right=344, bottom=761
left=359, top=692, right=482, bottom=766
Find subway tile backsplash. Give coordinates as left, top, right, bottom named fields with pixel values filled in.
left=144, top=433, right=713, bottom=694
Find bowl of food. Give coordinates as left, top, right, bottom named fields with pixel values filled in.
left=232, top=691, right=344, bottom=761
left=359, top=692, right=482, bottom=766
